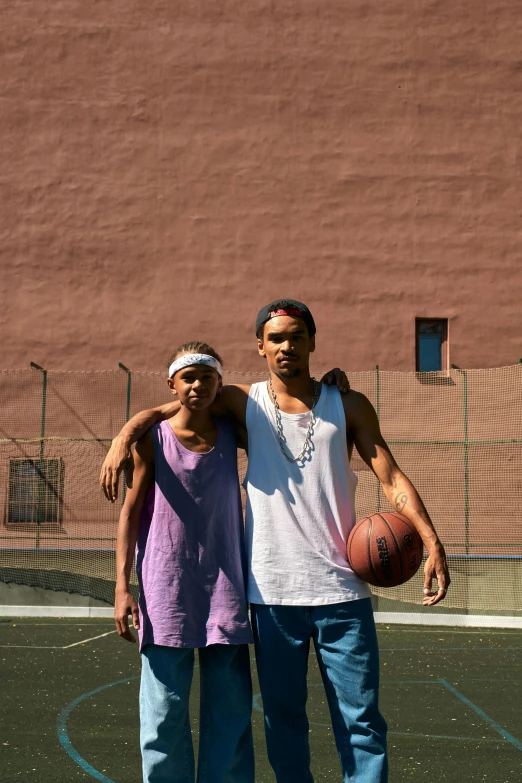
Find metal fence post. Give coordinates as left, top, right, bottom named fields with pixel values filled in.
left=451, top=364, right=470, bottom=554
left=30, top=362, right=47, bottom=549
left=118, top=363, right=132, bottom=502
left=376, top=365, right=381, bottom=511
left=462, top=369, right=470, bottom=555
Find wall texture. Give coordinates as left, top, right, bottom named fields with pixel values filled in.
left=1, top=1, right=521, bottom=373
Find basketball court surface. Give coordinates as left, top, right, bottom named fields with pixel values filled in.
left=1, top=617, right=520, bottom=782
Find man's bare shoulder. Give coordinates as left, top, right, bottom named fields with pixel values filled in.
left=212, top=383, right=252, bottom=424
left=220, top=383, right=251, bottom=404
left=341, top=389, right=377, bottom=428
left=223, top=383, right=252, bottom=395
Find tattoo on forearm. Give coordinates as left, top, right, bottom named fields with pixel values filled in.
left=395, top=493, right=408, bottom=512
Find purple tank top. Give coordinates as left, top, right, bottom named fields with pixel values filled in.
left=136, top=418, right=253, bottom=650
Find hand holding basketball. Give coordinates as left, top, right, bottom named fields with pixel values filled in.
left=347, top=512, right=424, bottom=588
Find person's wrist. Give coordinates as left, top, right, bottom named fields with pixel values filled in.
left=113, top=434, right=131, bottom=448
left=426, top=540, right=445, bottom=557
left=115, top=581, right=130, bottom=594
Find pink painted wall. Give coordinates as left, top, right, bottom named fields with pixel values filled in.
left=1, top=1, right=521, bottom=374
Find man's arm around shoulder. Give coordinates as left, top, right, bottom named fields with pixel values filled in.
left=214, top=384, right=250, bottom=426
left=100, top=400, right=178, bottom=502
left=100, top=384, right=251, bottom=502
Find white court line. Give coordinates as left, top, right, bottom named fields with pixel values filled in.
left=0, top=630, right=116, bottom=649
left=1, top=645, right=65, bottom=649
left=10, top=623, right=114, bottom=626
left=63, top=631, right=116, bottom=648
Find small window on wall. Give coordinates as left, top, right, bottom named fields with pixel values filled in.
left=6, top=459, right=64, bottom=526
left=416, top=319, right=448, bottom=372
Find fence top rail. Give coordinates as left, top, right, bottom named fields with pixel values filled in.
left=1, top=364, right=521, bottom=377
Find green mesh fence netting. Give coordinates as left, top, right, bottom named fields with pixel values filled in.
left=1, top=366, right=521, bottom=614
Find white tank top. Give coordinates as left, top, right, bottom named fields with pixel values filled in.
left=244, top=381, right=370, bottom=605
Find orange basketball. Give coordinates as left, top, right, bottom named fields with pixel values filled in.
left=347, top=512, right=424, bottom=587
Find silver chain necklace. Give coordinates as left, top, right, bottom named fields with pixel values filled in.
left=268, top=376, right=321, bottom=463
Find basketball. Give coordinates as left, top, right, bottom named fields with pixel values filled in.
left=347, top=512, right=424, bottom=587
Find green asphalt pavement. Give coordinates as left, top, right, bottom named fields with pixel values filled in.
left=0, top=619, right=520, bottom=782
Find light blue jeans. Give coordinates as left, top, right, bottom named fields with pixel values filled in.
left=251, top=598, right=388, bottom=783
left=140, top=644, right=254, bottom=783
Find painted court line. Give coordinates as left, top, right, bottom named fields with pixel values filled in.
left=385, top=678, right=519, bottom=684
left=378, top=628, right=522, bottom=636
left=439, top=679, right=522, bottom=752
left=57, top=676, right=140, bottom=783
left=389, top=731, right=506, bottom=743
left=379, top=646, right=519, bottom=651
left=57, top=667, right=199, bottom=780
left=0, top=630, right=116, bottom=649
left=63, top=631, right=116, bottom=648
left=53, top=672, right=522, bottom=782
left=13, top=623, right=112, bottom=628
left=254, top=689, right=511, bottom=744
left=0, top=645, right=67, bottom=649
left=453, top=677, right=522, bottom=683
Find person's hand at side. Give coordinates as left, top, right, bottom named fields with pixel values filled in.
left=114, top=587, right=140, bottom=642
left=113, top=432, right=154, bottom=642
left=422, top=547, right=451, bottom=606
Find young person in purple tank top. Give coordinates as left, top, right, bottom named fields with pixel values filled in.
left=114, top=341, right=254, bottom=783
left=104, top=303, right=451, bottom=783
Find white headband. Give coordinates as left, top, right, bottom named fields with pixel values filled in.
left=168, top=353, right=223, bottom=379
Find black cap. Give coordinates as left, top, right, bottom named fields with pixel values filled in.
left=255, top=299, right=316, bottom=337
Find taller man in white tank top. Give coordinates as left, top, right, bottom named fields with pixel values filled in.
left=100, top=299, right=450, bottom=783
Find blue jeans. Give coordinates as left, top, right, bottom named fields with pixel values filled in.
left=140, top=644, right=254, bottom=783
left=251, top=598, right=387, bottom=783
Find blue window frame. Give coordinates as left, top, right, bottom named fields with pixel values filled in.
left=416, top=320, right=448, bottom=372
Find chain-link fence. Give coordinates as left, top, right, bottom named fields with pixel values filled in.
left=1, top=365, right=521, bottom=613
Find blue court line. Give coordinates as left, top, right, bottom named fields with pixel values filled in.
left=56, top=675, right=140, bottom=782
left=451, top=677, right=522, bottom=683
left=384, top=680, right=434, bottom=684
left=385, top=678, right=521, bottom=684
left=389, top=731, right=507, bottom=743
left=59, top=674, right=521, bottom=779
left=379, top=646, right=520, bottom=651
left=439, top=679, right=522, bottom=752
left=253, top=691, right=512, bottom=744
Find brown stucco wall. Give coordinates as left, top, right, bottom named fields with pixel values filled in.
left=1, top=1, right=521, bottom=373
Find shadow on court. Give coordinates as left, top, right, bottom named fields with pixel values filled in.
left=1, top=618, right=520, bottom=782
